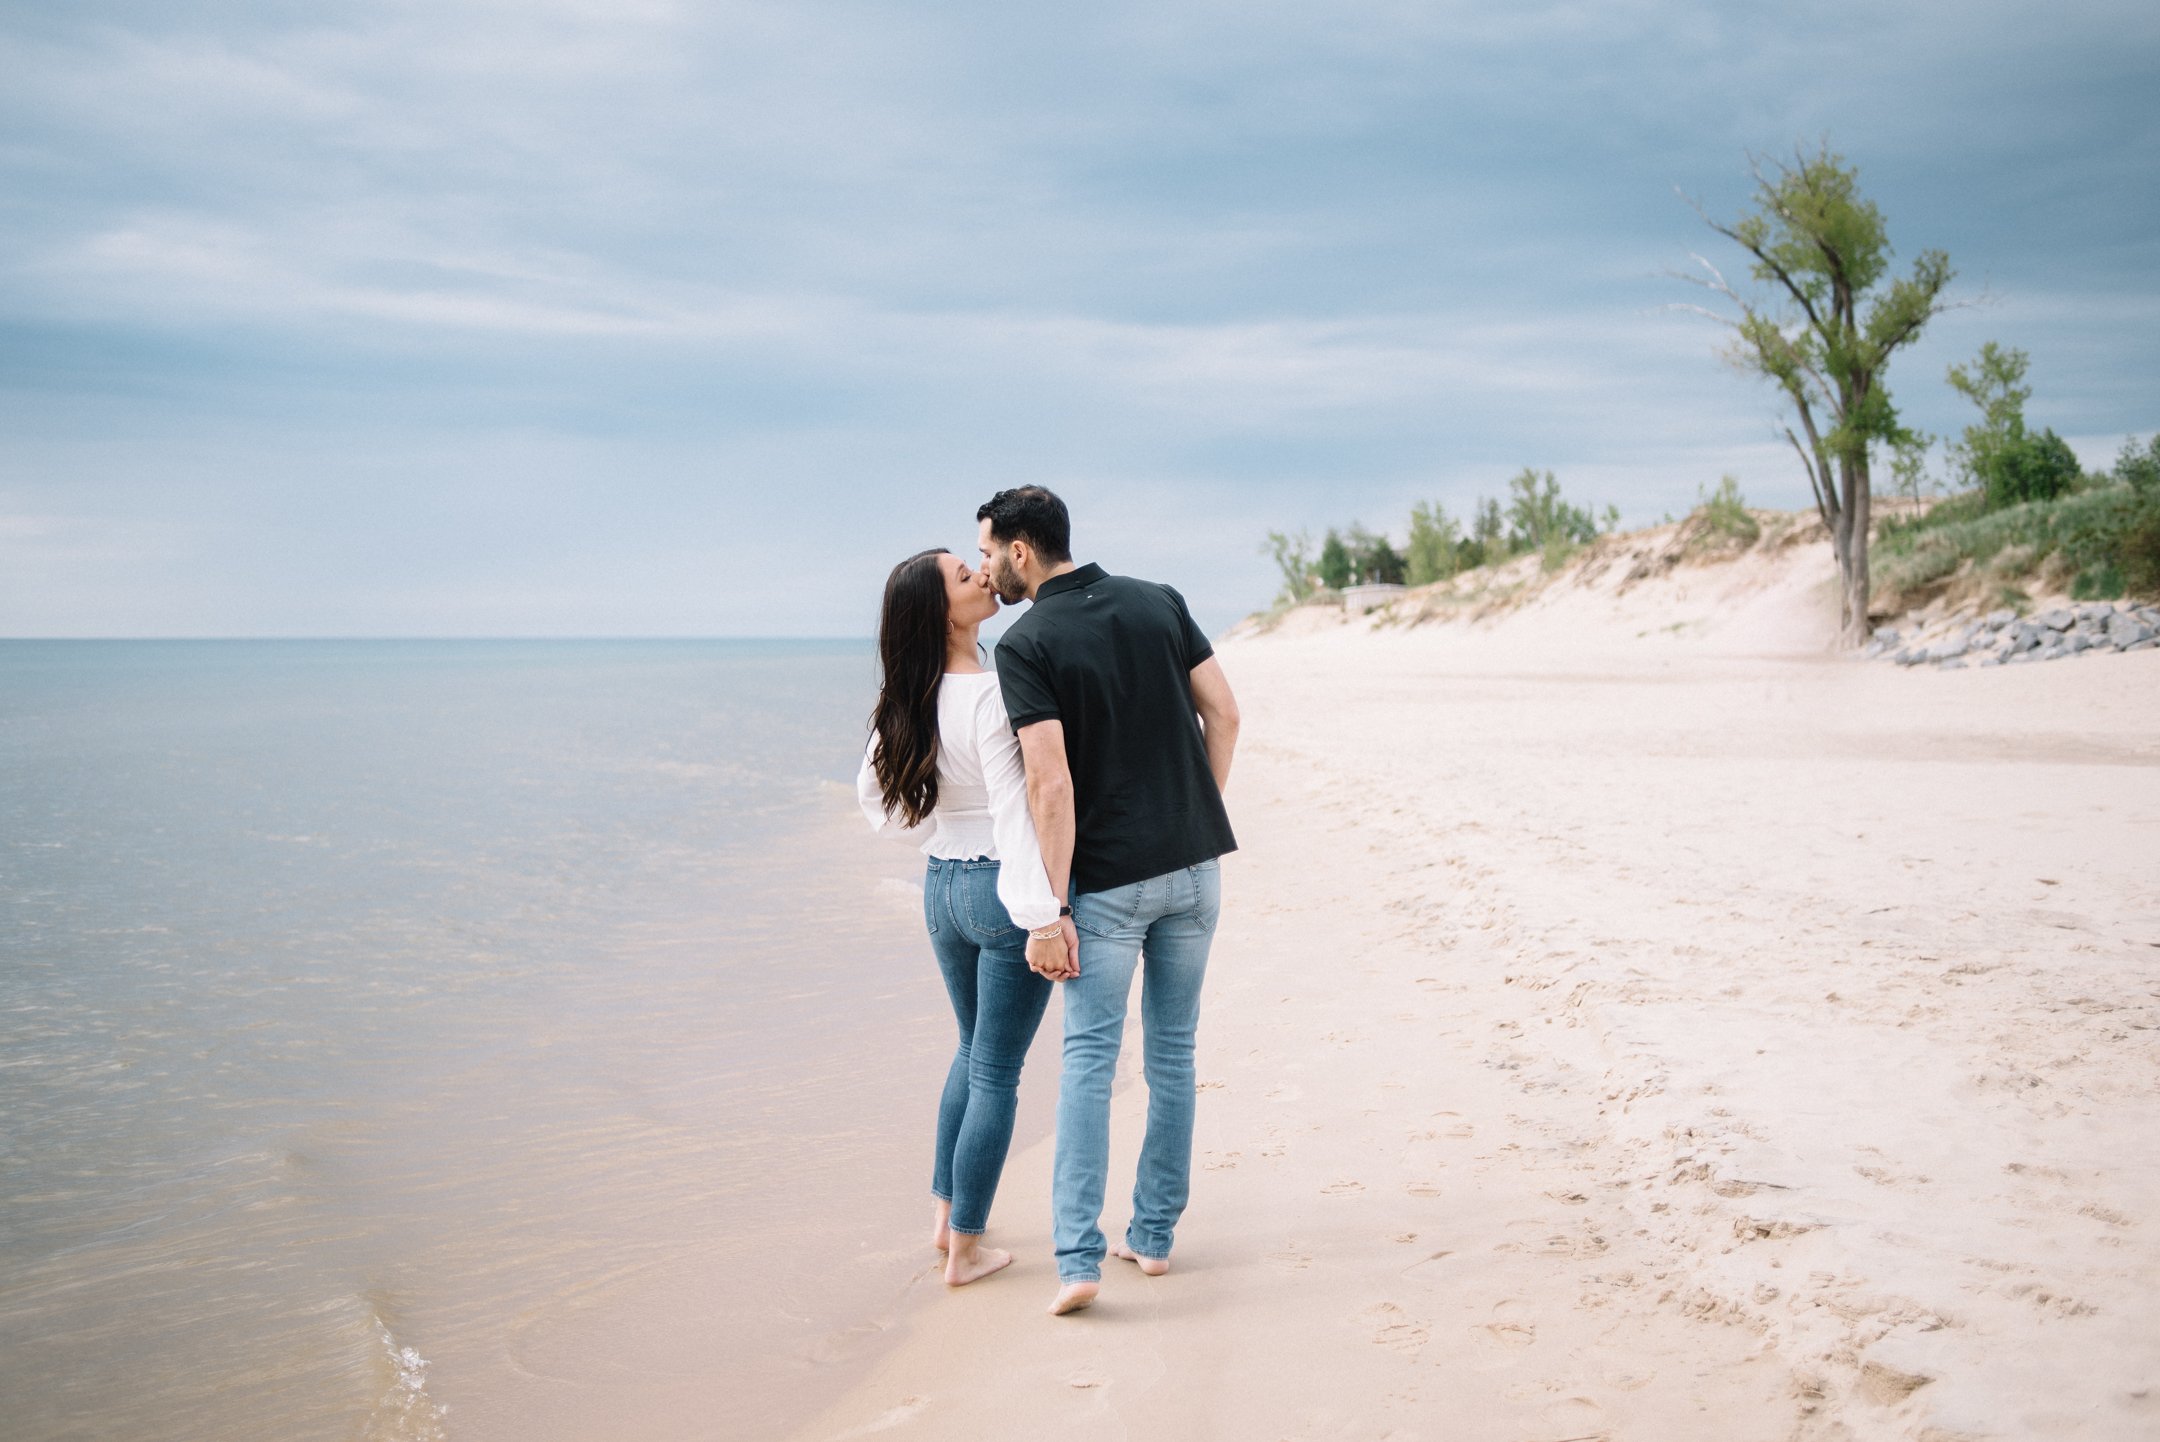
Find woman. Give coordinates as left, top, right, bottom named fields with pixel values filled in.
left=857, top=548, right=1058, bottom=1286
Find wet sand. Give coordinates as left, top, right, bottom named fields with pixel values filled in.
left=783, top=555, right=2160, bottom=1442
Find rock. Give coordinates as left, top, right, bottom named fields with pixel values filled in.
left=2039, top=643, right=2068, bottom=661
left=1873, top=626, right=1902, bottom=645
left=1865, top=640, right=1887, bottom=659
left=1977, top=654, right=2004, bottom=667
left=1937, top=658, right=1967, bottom=670
left=1985, top=608, right=2016, bottom=628
left=2039, top=608, right=2075, bottom=631
left=1929, top=638, right=1970, bottom=662
left=2066, top=632, right=2092, bottom=653
left=2077, top=602, right=2115, bottom=622
left=2127, top=637, right=2160, bottom=651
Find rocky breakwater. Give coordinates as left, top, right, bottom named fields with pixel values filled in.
left=1867, top=601, right=2160, bottom=670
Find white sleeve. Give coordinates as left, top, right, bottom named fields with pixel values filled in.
left=857, top=735, right=930, bottom=846
left=978, top=684, right=1061, bottom=931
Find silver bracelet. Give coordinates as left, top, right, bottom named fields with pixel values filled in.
left=1028, top=925, right=1063, bottom=941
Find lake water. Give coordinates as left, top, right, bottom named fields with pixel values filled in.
left=0, top=640, right=1039, bottom=1442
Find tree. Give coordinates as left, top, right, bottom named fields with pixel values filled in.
left=1680, top=146, right=1954, bottom=644
left=1261, top=529, right=1317, bottom=605
left=1503, top=467, right=1598, bottom=553
left=1946, top=342, right=2079, bottom=509
left=1405, top=501, right=1461, bottom=585
left=1461, top=496, right=1505, bottom=568
left=1316, top=529, right=1353, bottom=590
left=1341, top=524, right=1406, bottom=585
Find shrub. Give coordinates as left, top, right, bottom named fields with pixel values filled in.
left=1872, top=477, right=2160, bottom=606
left=1985, top=427, right=2081, bottom=510
left=2115, top=433, right=2160, bottom=495
left=1691, top=475, right=1760, bottom=547
left=1405, top=501, right=1460, bottom=586
left=1504, top=468, right=1598, bottom=553
left=2120, top=498, right=2160, bottom=595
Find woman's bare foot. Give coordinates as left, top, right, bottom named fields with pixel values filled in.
left=1049, top=1281, right=1099, bottom=1315
left=944, top=1236, right=1012, bottom=1286
left=1110, top=1242, right=1169, bottom=1276
left=931, top=1198, right=952, bottom=1253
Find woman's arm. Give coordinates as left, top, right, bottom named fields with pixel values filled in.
left=856, top=736, right=930, bottom=843
left=978, top=686, right=1061, bottom=933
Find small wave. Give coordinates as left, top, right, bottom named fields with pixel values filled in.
left=364, top=1315, right=448, bottom=1442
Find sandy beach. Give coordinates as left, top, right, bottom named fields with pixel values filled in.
left=786, top=538, right=2160, bottom=1442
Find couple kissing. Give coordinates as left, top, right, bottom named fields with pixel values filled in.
left=856, top=485, right=1241, bottom=1316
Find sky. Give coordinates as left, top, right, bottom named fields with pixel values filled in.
left=2, top=0, right=2156, bottom=638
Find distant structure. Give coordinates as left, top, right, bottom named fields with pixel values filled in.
left=1340, top=583, right=1405, bottom=616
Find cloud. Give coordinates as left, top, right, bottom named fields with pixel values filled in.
left=1, top=0, right=2155, bottom=634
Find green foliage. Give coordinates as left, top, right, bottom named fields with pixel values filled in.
left=1405, top=501, right=1461, bottom=586
left=1886, top=431, right=1940, bottom=500
left=1503, top=468, right=1599, bottom=554
left=1872, top=474, right=2160, bottom=604
left=1944, top=342, right=2080, bottom=509
left=1316, top=529, right=1352, bottom=590
left=2112, top=432, right=2160, bottom=495
left=1692, top=475, right=1760, bottom=546
left=1990, top=428, right=2082, bottom=508
left=1713, top=146, right=1952, bottom=483
left=1260, top=529, right=1317, bottom=605
left=1458, top=496, right=1505, bottom=570
left=1945, top=341, right=2032, bottom=476
left=1341, top=524, right=1407, bottom=585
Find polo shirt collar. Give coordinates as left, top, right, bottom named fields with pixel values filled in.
left=1034, top=562, right=1105, bottom=602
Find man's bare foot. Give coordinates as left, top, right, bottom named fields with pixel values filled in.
left=932, top=1198, right=951, bottom=1253
left=1049, top=1281, right=1098, bottom=1315
left=1110, top=1242, right=1169, bottom=1276
left=944, top=1237, right=1012, bottom=1286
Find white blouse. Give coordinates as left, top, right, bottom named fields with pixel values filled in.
left=856, top=671, right=1061, bottom=931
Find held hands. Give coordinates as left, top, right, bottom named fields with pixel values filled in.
left=1026, top=916, right=1080, bottom=981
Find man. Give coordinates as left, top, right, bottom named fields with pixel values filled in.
left=979, top=486, right=1241, bottom=1316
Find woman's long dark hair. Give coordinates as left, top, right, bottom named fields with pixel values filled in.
left=869, top=548, right=951, bottom=828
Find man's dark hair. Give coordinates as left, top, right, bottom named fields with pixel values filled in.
left=976, top=486, right=1072, bottom=563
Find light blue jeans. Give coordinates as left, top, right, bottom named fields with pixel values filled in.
left=924, top=857, right=1054, bottom=1236
left=1053, top=859, right=1221, bottom=1282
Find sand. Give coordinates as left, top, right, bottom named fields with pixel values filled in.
left=785, top=538, right=2160, bottom=1442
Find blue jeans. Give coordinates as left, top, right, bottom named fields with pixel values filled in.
left=1053, top=859, right=1221, bottom=1282
left=924, top=857, right=1054, bottom=1236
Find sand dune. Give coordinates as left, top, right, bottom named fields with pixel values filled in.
left=788, top=543, right=2160, bottom=1442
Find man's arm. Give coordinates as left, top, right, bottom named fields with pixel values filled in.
left=1189, top=656, right=1241, bottom=793
left=1017, top=719, right=1080, bottom=980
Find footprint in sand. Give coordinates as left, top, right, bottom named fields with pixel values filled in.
left=1472, top=1300, right=1537, bottom=1352
left=1202, top=1150, right=1242, bottom=1171
left=1266, top=1248, right=1314, bottom=1271
left=1361, top=1302, right=1431, bottom=1354
left=1405, top=1181, right=1445, bottom=1197
left=1196, top=1079, right=1226, bottom=1091
left=1542, top=1395, right=1610, bottom=1439
left=1321, top=1179, right=1367, bottom=1196
left=1265, top=1084, right=1304, bottom=1103
left=845, top=1395, right=929, bottom=1436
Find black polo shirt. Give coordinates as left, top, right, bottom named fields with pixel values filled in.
left=994, top=562, right=1237, bottom=895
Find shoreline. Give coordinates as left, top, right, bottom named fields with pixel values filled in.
left=780, top=597, right=2160, bottom=1441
